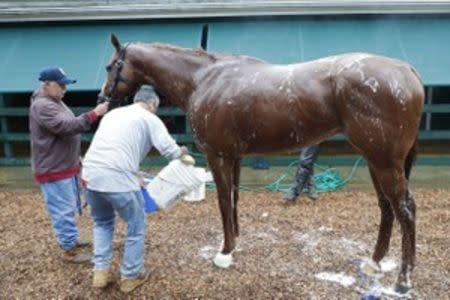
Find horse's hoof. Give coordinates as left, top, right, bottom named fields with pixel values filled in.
left=213, top=252, right=233, bottom=268
left=394, top=282, right=412, bottom=295
left=360, top=259, right=381, bottom=276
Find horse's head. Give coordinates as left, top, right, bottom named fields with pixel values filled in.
left=98, top=34, right=141, bottom=108
left=99, top=33, right=210, bottom=111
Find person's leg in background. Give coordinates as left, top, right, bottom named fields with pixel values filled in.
left=283, top=144, right=320, bottom=202
left=306, top=172, right=319, bottom=201
left=40, top=176, right=90, bottom=262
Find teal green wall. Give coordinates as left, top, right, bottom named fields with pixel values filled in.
left=2, top=16, right=450, bottom=92
left=208, top=16, right=450, bottom=86
left=1, top=16, right=450, bottom=92
left=0, top=22, right=203, bottom=92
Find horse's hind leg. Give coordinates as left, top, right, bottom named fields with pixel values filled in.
left=370, top=162, right=416, bottom=293
left=368, top=164, right=395, bottom=264
left=232, top=158, right=241, bottom=237
left=396, top=186, right=416, bottom=293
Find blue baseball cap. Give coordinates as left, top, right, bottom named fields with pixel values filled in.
left=38, top=66, right=76, bottom=85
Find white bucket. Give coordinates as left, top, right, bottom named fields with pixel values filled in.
left=145, top=177, right=187, bottom=209
left=183, top=182, right=205, bottom=202
left=145, top=160, right=204, bottom=209
left=183, top=168, right=213, bottom=202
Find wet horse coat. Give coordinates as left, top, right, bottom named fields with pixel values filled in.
left=100, top=34, right=424, bottom=293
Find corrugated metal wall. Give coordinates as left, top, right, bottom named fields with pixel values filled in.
left=2, top=1, right=450, bottom=22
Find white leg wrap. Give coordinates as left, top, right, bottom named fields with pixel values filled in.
left=213, top=252, right=233, bottom=268
left=360, top=259, right=382, bottom=276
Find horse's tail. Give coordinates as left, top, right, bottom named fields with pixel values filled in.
left=405, top=136, right=419, bottom=180
left=404, top=64, right=422, bottom=181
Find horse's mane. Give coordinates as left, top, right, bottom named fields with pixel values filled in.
left=135, top=42, right=217, bottom=62
left=135, top=42, right=265, bottom=64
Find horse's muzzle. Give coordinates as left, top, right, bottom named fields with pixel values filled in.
left=97, top=94, right=124, bottom=110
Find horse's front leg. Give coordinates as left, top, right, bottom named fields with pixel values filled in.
left=207, top=153, right=237, bottom=268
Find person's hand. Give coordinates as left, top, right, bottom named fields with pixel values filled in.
left=137, top=171, right=150, bottom=187
left=94, top=102, right=109, bottom=116
left=138, top=176, right=146, bottom=188
left=180, top=146, right=189, bottom=155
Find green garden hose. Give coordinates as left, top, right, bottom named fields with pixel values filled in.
left=189, top=152, right=364, bottom=193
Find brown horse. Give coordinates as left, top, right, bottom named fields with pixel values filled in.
left=99, top=34, right=424, bottom=293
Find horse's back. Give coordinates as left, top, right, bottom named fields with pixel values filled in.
left=190, top=52, right=423, bottom=156
left=190, top=56, right=339, bottom=154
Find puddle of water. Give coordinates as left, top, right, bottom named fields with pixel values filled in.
left=199, top=245, right=216, bottom=259
left=315, top=272, right=356, bottom=287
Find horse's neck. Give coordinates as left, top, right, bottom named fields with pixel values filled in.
left=136, top=45, right=211, bottom=111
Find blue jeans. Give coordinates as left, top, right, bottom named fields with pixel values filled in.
left=40, top=176, right=80, bottom=251
left=85, top=189, right=146, bottom=279
left=298, top=144, right=320, bottom=174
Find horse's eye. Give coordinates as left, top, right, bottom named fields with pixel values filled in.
left=106, top=65, right=112, bottom=72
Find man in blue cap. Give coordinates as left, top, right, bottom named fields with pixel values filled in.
left=29, top=66, right=109, bottom=263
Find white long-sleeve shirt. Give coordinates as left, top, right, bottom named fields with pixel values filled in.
left=82, top=103, right=182, bottom=192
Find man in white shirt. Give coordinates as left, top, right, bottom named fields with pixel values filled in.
left=82, top=85, right=188, bottom=293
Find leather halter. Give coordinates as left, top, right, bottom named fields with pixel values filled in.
left=97, top=43, right=131, bottom=105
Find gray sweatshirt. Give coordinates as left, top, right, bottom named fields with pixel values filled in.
left=29, top=88, right=98, bottom=182
left=82, top=103, right=182, bottom=192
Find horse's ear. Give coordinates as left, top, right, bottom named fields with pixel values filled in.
left=111, top=33, right=122, bottom=52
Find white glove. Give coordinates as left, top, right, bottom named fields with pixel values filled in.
left=180, top=154, right=195, bottom=166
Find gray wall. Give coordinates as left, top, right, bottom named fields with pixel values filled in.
left=2, top=1, right=450, bottom=23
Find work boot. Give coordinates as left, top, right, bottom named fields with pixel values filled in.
left=306, top=178, right=319, bottom=201
left=93, top=270, right=113, bottom=288
left=61, top=248, right=91, bottom=264
left=120, top=270, right=151, bottom=293
left=283, top=187, right=299, bottom=202
left=283, top=169, right=309, bottom=202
